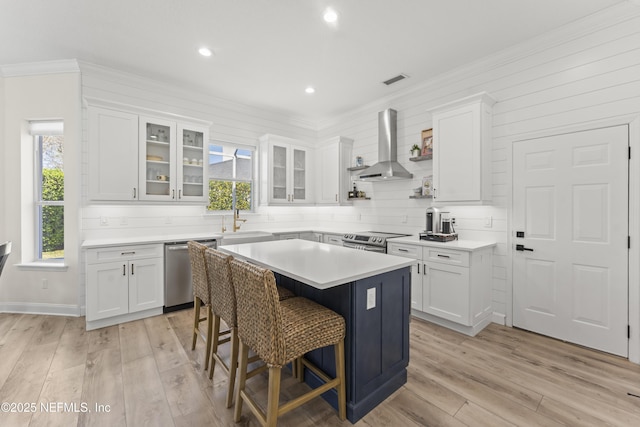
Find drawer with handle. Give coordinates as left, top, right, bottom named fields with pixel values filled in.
left=424, top=247, right=469, bottom=267
left=86, top=244, right=164, bottom=264
left=387, top=243, right=421, bottom=259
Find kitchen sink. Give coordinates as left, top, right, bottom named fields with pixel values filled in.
left=218, top=231, right=275, bottom=245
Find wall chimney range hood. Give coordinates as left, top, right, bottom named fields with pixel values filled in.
left=357, top=109, right=413, bottom=181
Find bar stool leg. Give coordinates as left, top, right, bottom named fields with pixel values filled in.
left=266, top=366, right=282, bottom=427
left=296, top=357, right=304, bottom=383
left=335, top=340, right=346, bottom=421
left=208, top=314, right=221, bottom=379
left=225, top=328, right=239, bottom=408
left=191, top=297, right=201, bottom=350
left=234, top=341, right=250, bottom=423
left=204, top=306, right=213, bottom=371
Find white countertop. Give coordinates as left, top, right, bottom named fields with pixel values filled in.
left=218, top=239, right=414, bottom=289
left=387, top=235, right=496, bottom=251
left=81, top=233, right=223, bottom=248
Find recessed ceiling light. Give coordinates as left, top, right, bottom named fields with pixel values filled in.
left=323, top=8, right=338, bottom=23
left=198, top=47, right=213, bottom=57
left=305, top=86, right=316, bottom=94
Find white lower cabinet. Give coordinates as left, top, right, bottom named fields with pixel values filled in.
left=86, top=244, right=164, bottom=330
left=388, top=241, right=493, bottom=336
left=299, top=231, right=323, bottom=242
left=323, top=233, right=344, bottom=246
left=276, top=233, right=300, bottom=240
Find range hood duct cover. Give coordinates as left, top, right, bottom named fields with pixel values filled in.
left=358, top=109, right=413, bottom=181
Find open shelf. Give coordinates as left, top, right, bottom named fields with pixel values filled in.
left=409, top=195, right=433, bottom=199
left=348, top=197, right=371, bottom=200
left=347, top=165, right=370, bottom=171
left=409, top=154, right=432, bottom=162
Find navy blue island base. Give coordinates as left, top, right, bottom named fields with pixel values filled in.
left=275, top=266, right=411, bottom=423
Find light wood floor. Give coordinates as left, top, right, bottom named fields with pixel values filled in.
left=1, top=310, right=640, bottom=426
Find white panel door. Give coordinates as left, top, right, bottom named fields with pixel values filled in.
left=88, top=107, right=139, bottom=201
left=424, top=262, right=470, bottom=325
left=513, top=125, right=628, bottom=356
left=86, top=261, right=129, bottom=321
left=128, top=258, right=164, bottom=313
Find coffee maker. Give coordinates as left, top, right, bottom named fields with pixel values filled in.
left=421, top=207, right=458, bottom=242
left=425, top=207, right=441, bottom=235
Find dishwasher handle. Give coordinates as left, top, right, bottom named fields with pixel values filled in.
left=166, top=244, right=189, bottom=251
left=165, top=240, right=217, bottom=251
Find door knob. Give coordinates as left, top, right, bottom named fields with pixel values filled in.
left=515, top=244, right=534, bottom=252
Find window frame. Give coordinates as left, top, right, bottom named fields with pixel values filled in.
left=206, top=140, right=256, bottom=213
left=32, top=124, right=64, bottom=262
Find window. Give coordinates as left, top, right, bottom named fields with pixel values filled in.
left=32, top=121, right=64, bottom=260
left=207, top=142, right=254, bottom=212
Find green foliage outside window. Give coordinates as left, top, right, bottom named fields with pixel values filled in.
left=208, top=180, right=252, bottom=211
left=42, top=168, right=64, bottom=252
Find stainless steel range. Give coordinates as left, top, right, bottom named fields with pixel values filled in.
left=342, top=231, right=409, bottom=253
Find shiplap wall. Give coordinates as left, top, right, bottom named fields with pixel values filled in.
left=314, top=5, right=640, bottom=323
left=80, top=62, right=320, bottom=241
left=78, top=4, right=640, bottom=324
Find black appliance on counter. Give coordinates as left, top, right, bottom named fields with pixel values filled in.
left=422, top=207, right=458, bottom=242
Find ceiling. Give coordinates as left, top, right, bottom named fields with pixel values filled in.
left=0, top=0, right=628, bottom=122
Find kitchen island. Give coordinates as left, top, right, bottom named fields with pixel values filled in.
left=218, top=239, right=414, bottom=423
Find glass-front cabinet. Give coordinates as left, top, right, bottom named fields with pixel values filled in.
left=139, top=116, right=208, bottom=202
left=177, top=125, right=206, bottom=201
left=259, top=134, right=312, bottom=205
left=140, top=117, right=175, bottom=201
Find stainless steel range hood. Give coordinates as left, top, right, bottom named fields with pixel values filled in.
left=358, top=109, right=413, bottom=181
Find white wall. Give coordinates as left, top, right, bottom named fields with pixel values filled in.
left=314, top=4, right=640, bottom=326
left=0, top=68, right=82, bottom=314
left=2, top=4, right=640, bottom=349
left=0, top=76, right=5, bottom=245
left=79, top=62, right=320, bottom=242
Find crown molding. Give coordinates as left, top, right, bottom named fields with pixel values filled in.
left=78, top=61, right=318, bottom=131
left=0, top=59, right=80, bottom=77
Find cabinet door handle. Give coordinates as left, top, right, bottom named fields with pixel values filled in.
left=120, top=251, right=135, bottom=256
left=122, top=264, right=126, bottom=276
left=423, top=263, right=426, bottom=275
left=433, top=188, right=437, bottom=199
left=133, top=188, right=137, bottom=199
left=417, top=262, right=420, bottom=274
left=131, top=264, right=134, bottom=275
left=335, top=194, right=338, bottom=202
left=437, top=254, right=450, bottom=258
left=172, top=189, right=175, bottom=199
left=178, top=189, right=182, bottom=199
left=398, top=248, right=408, bottom=252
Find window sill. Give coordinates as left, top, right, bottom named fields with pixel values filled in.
left=15, top=262, right=68, bottom=272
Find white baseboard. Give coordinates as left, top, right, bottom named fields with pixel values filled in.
left=492, top=312, right=506, bottom=325
left=0, top=302, right=82, bottom=317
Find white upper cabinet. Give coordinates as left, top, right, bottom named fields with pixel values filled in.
left=177, top=124, right=208, bottom=201
left=316, top=136, right=353, bottom=205
left=88, top=100, right=210, bottom=203
left=430, top=92, right=495, bottom=203
left=259, top=134, right=313, bottom=205
left=139, top=116, right=176, bottom=201
left=89, top=107, right=139, bottom=201
left=138, top=117, right=208, bottom=202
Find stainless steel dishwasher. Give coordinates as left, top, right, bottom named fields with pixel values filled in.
left=164, top=239, right=217, bottom=312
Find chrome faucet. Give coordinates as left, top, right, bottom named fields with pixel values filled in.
left=233, top=209, right=246, bottom=232
left=221, top=215, right=227, bottom=233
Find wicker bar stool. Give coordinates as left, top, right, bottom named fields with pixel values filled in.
left=230, top=258, right=346, bottom=426
left=205, top=248, right=295, bottom=408
left=188, top=241, right=214, bottom=371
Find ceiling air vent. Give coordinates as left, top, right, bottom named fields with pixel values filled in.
left=382, top=74, right=409, bottom=86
